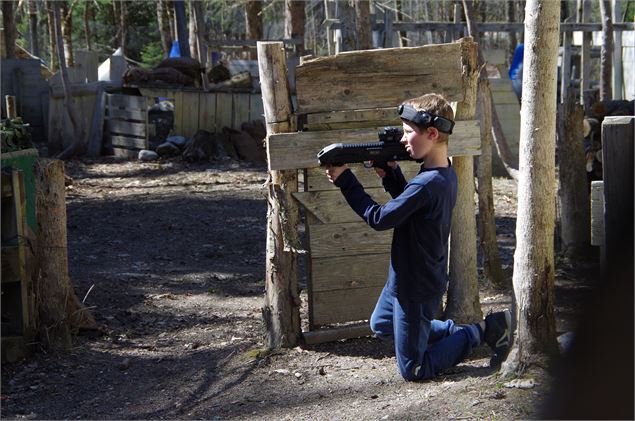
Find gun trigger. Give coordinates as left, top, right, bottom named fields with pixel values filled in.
left=363, top=161, right=374, bottom=169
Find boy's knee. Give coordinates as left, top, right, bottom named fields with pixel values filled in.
left=370, top=320, right=391, bottom=341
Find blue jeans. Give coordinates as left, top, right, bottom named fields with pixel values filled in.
left=370, top=284, right=481, bottom=381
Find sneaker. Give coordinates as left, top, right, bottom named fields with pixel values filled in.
left=484, top=310, right=512, bottom=367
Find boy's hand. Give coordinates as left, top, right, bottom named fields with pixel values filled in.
left=325, top=164, right=348, bottom=183
left=373, top=161, right=398, bottom=178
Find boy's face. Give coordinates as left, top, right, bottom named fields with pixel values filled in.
left=400, top=120, right=439, bottom=160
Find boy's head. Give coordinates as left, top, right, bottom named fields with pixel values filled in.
left=400, top=93, right=454, bottom=144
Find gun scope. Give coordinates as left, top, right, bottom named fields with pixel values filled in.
left=378, top=127, right=403, bottom=143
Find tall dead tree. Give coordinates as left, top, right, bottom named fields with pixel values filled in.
left=284, top=0, right=305, bottom=53
left=557, top=91, right=590, bottom=258
left=84, top=0, right=93, bottom=51
left=28, top=0, right=40, bottom=57
left=2, top=0, right=17, bottom=58
left=354, top=0, right=372, bottom=50
left=60, top=1, right=74, bottom=67
left=444, top=39, right=482, bottom=323
left=51, top=1, right=85, bottom=159
left=462, top=0, right=506, bottom=290
left=118, top=0, right=127, bottom=56
left=258, top=42, right=301, bottom=348
left=188, top=0, right=199, bottom=61
left=502, top=0, right=560, bottom=376
left=157, top=0, right=173, bottom=58
left=46, top=1, right=58, bottom=71
left=245, top=1, right=263, bottom=59
left=599, top=0, right=613, bottom=101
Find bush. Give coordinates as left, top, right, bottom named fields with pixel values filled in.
left=140, top=41, right=164, bottom=69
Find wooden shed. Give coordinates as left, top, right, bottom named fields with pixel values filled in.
left=260, top=39, right=481, bottom=345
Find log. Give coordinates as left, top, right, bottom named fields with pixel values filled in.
left=5, top=95, right=17, bottom=118
left=35, top=159, right=96, bottom=350
left=258, top=41, right=301, bottom=349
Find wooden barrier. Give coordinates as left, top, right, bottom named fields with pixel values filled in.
left=105, top=94, right=153, bottom=158
left=262, top=39, right=481, bottom=345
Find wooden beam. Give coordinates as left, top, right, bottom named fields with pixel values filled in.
left=308, top=221, right=392, bottom=258
left=294, top=188, right=392, bottom=224
left=303, top=324, right=372, bottom=345
left=295, top=41, right=466, bottom=113
left=267, top=120, right=481, bottom=171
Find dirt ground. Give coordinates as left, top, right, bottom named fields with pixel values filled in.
left=1, top=156, right=599, bottom=420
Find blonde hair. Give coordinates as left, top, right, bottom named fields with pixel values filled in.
left=403, top=93, right=454, bottom=144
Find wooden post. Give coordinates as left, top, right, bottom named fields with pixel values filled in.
left=445, top=38, right=482, bottom=323
left=383, top=9, right=394, bottom=48
left=258, top=42, right=301, bottom=348
left=601, top=116, right=634, bottom=280
left=5, top=95, right=17, bottom=118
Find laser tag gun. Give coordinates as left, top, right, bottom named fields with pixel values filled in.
left=316, top=103, right=455, bottom=168
left=316, top=127, right=408, bottom=168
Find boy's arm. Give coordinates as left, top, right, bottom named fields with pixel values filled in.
left=335, top=169, right=428, bottom=231
left=381, top=165, right=408, bottom=198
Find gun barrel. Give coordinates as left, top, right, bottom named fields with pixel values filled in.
left=317, top=141, right=411, bottom=166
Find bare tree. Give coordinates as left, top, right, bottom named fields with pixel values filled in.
left=245, top=1, right=263, bottom=59
left=354, top=0, right=372, bottom=50
left=502, top=0, right=560, bottom=376
left=284, top=0, right=305, bottom=53
left=157, top=0, right=173, bottom=58
left=2, top=0, right=17, bottom=59
left=557, top=91, right=590, bottom=258
left=461, top=0, right=509, bottom=290
left=84, top=0, right=93, bottom=51
left=60, top=1, right=74, bottom=66
left=46, top=1, right=58, bottom=71
left=28, top=0, right=40, bottom=57
left=50, top=1, right=86, bottom=159
left=599, top=0, right=613, bottom=101
left=119, top=0, right=128, bottom=55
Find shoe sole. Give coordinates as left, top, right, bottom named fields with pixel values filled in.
left=490, top=310, right=513, bottom=368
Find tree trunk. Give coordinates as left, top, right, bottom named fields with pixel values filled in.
left=52, top=1, right=85, bottom=160
left=461, top=0, right=506, bottom=289
left=462, top=0, right=519, bottom=181
left=599, top=0, right=613, bottom=101
left=84, top=0, right=92, bottom=51
left=173, top=0, right=190, bottom=57
left=445, top=38, right=482, bottom=324
left=257, top=42, right=301, bottom=348
left=46, top=2, right=58, bottom=71
left=157, top=0, right=173, bottom=58
left=60, top=1, right=74, bottom=67
left=35, top=159, right=97, bottom=351
left=395, top=0, right=407, bottom=46
left=354, top=0, right=372, bottom=50
left=557, top=91, right=590, bottom=258
left=579, top=0, right=592, bottom=103
left=28, top=0, right=40, bottom=57
left=191, top=1, right=207, bottom=69
left=188, top=0, right=198, bottom=61
left=477, top=82, right=507, bottom=289
left=245, top=1, right=263, bottom=60
left=2, top=0, right=17, bottom=58
left=284, top=0, right=305, bottom=53
left=117, top=0, right=127, bottom=55
left=502, top=0, right=560, bottom=376
left=506, top=0, right=518, bottom=60
left=338, top=0, right=356, bottom=51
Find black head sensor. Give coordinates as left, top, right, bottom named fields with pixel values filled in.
left=397, top=103, right=455, bottom=134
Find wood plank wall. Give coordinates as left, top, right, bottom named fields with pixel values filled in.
left=138, top=88, right=264, bottom=138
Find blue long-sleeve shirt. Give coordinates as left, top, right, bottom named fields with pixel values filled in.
left=334, top=163, right=457, bottom=301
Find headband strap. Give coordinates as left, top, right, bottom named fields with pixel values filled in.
left=398, top=103, right=455, bottom=134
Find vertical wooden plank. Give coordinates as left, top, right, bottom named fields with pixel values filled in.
left=199, top=92, right=217, bottom=133
left=216, top=92, right=233, bottom=131
left=249, top=93, right=264, bottom=123
left=181, top=92, right=200, bottom=138
left=171, top=90, right=184, bottom=136
left=232, top=93, right=250, bottom=129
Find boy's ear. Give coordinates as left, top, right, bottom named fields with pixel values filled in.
left=427, top=127, right=440, bottom=141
